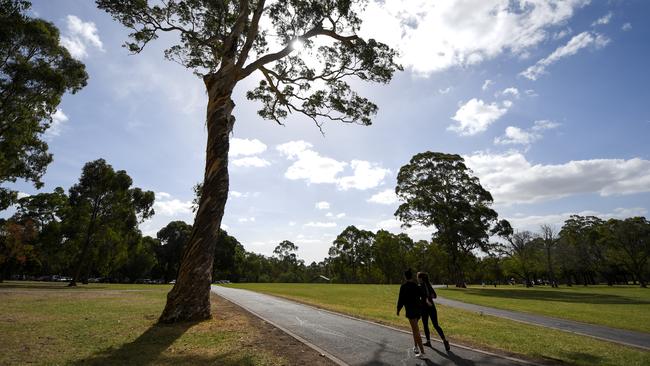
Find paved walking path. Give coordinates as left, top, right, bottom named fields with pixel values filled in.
left=433, top=296, right=650, bottom=350
left=212, top=285, right=534, bottom=366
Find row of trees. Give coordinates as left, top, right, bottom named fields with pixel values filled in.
left=217, top=215, right=649, bottom=288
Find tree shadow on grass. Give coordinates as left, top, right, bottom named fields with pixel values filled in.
left=73, top=321, right=198, bottom=366
left=459, top=289, right=650, bottom=305
left=557, top=351, right=603, bottom=365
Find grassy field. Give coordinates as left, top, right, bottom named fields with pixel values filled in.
left=0, top=281, right=296, bottom=365
left=435, top=285, right=650, bottom=333
left=230, top=283, right=650, bottom=366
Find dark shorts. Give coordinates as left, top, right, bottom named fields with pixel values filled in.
left=405, top=306, right=420, bottom=319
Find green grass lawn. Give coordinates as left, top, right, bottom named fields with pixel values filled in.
left=436, top=285, right=650, bottom=333
left=0, top=281, right=287, bottom=365
left=229, top=283, right=650, bottom=366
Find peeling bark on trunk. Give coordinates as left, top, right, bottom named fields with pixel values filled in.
left=159, top=72, right=235, bottom=323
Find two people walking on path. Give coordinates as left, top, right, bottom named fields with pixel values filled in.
left=397, top=268, right=450, bottom=357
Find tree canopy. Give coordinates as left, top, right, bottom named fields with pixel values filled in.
left=395, top=152, right=512, bottom=286
left=66, top=159, right=155, bottom=286
left=97, top=0, right=400, bottom=128
left=0, top=0, right=88, bottom=209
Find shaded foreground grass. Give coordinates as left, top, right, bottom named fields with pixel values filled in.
left=0, top=281, right=288, bottom=365
left=436, top=285, right=650, bottom=333
left=230, top=283, right=650, bottom=366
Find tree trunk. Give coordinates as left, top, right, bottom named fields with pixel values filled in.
left=159, top=74, right=235, bottom=323
left=69, top=201, right=99, bottom=287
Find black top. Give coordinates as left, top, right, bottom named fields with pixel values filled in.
left=397, top=281, right=422, bottom=318
left=418, top=282, right=437, bottom=307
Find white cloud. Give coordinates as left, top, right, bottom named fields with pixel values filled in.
left=500, top=87, right=520, bottom=98
left=154, top=198, right=193, bottom=216
left=521, top=31, right=610, bottom=80
left=60, top=15, right=103, bottom=59
left=276, top=140, right=313, bottom=158
left=494, top=120, right=559, bottom=145
left=359, top=0, right=588, bottom=76
left=289, top=221, right=297, bottom=226
left=231, top=157, right=271, bottom=168
left=449, top=98, right=510, bottom=136
left=231, top=138, right=267, bottom=157
left=495, top=126, right=536, bottom=145
left=229, top=191, right=260, bottom=198
left=157, top=192, right=171, bottom=199
left=531, top=119, right=560, bottom=131
left=336, top=213, right=346, bottom=219
left=524, top=89, right=538, bottom=97
left=277, top=141, right=388, bottom=190
left=507, top=207, right=648, bottom=232
left=325, top=212, right=333, bottom=217
left=553, top=28, right=572, bottom=40
left=482, top=79, right=494, bottom=91
left=591, top=12, right=612, bottom=27
left=17, top=192, right=31, bottom=199
left=368, top=189, right=399, bottom=205
left=45, top=109, right=69, bottom=138
left=315, top=201, right=330, bottom=210
left=337, top=160, right=390, bottom=191
left=238, top=217, right=256, bottom=223
left=438, top=87, right=452, bottom=94
left=376, top=218, right=433, bottom=240
left=277, top=141, right=347, bottom=184
left=304, top=221, right=337, bottom=228
left=464, top=152, right=650, bottom=205
left=621, top=23, right=632, bottom=31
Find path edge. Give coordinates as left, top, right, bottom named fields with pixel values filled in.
left=212, top=287, right=348, bottom=366
left=213, top=285, right=544, bottom=366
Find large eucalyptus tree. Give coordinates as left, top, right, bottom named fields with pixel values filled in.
left=395, top=152, right=512, bottom=287
left=96, top=0, right=401, bottom=322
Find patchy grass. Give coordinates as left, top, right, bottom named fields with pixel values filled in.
left=436, top=285, right=650, bottom=333
left=0, top=281, right=302, bottom=365
left=229, top=283, right=650, bottom=366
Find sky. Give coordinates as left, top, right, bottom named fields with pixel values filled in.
left=4, top=0, right=650, bottom=264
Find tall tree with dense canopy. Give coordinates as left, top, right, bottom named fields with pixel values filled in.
left=559, top=215, right=604, bottom=286
left=96, top=0, right=401, bottom=322
left=67, top=159, right=155, bottom=286
left=601, top=217, right=650, bottom=288
left=328, top=225, right=374, bottom=283
left=0, top=0, right=88, bottom=210
left=395, top=152, right=512, bottom=287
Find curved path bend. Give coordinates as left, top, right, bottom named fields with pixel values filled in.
left=212, top=285, right=536, bottom=366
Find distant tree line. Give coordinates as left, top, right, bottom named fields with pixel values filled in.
left=2, top=156, right=649, bottom=288
left=3, top=163, right=649, bottom=288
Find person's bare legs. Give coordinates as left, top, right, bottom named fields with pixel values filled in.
left=408, top=317, right=425, bottom=354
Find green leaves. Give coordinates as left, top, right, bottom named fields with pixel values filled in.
left=97, top=0, right=400, bottom=129
left=395, top=152, right=510, bottom=285
left=0, top=0, right=88, bottom=209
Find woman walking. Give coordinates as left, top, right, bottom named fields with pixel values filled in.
left=417, top=271, right=450, bottom=351
left=397, top=268, right=425, bottom=357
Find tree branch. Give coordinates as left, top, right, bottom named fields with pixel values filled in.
left=236, top=0, right=266, bottom=68
left=240, top=26, right=359, bottom=79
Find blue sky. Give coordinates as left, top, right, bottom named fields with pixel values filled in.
left=5, top=0, right=650, bottom=263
